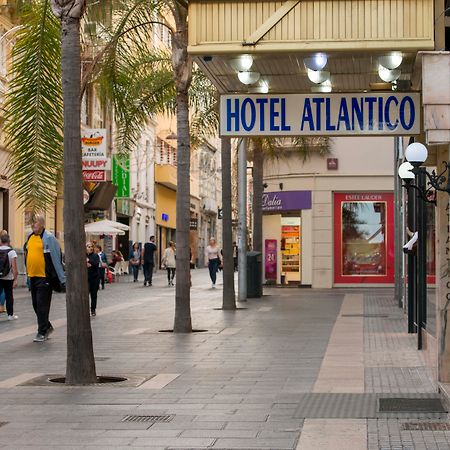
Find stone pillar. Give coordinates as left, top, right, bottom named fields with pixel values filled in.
left=437, top=146, right=450, bottom=382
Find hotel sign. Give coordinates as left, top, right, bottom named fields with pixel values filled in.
left=220, top=93, right=420, bottom=136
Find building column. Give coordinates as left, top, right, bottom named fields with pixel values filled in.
left=437, top=145, right=450, bottom=382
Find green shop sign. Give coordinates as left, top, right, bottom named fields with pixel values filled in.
left=112, top=155, right=130, bottom=198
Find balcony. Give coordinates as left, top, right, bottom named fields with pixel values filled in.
left=155, top=164, right=177, bottom=190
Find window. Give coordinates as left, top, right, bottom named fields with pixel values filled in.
left=334, top=192, right=394, bottom=284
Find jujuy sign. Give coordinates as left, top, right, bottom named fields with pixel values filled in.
left=220, top=93, right=420, bottom=136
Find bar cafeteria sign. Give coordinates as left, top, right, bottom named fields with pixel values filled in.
left=220, top=93, right=420, bottom=136
left=81, top=128, right=109, bottom=182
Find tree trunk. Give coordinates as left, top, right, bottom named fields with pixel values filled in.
left=53, top=0, right=97, bottom=384
left=221, top=137, right=236, bottom=309
left=252, top=145, right=263, bottom=253
left=172, top=3, right=193, bottom=332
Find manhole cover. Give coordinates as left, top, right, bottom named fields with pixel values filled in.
left=0, top=422, right=7, bottom=429
left=122, top=415, right=174, bottom=423
left=402, top=422, right=450, bottom=431
left=379, top=398, right=446, bottom=413
left=341, top=314, right=388, bottom=318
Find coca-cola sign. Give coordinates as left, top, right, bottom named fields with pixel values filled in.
left=262, top=191, right=311, bottom=212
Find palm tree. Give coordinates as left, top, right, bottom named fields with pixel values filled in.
left=50, top=0, right=97, bottom=384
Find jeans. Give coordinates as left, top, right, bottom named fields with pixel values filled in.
left=208, top=258, right=220, bottom=284
left=30, top=277, right=53, bottom=336
left=88, top=278, right=99, bottom=312
left=131, top=264, right=140, bottom=281
left=0, top=280, right=14, bottom=315
left=99, top=268, right=105, bottom=289
left=143, top=263, right=154, bottom=284
left=166, top=268, right=175, bottom=283
left=0, top=286, right=5, bottom=307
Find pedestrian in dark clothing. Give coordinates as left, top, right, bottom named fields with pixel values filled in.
left=95, top=245, right=108, bottom=289
left=142, top=236, right=157, bottom=286
left=86, top=242, right=100, bottom=317
left=130, top=243, right=141, bottom=282
left=0, top=233, right=19, bottom=320
left=24, top=215, right=65, bottom=342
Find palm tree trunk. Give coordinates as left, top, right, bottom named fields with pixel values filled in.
left=52, top=0, right=97, bottom=384
left=252, top=145, right=263, bottom=253
left=172, top=3, right=193, bottom=332
left=221, top=137, right=236, bottom=309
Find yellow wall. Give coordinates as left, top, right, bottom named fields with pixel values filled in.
left=189, top=0, right=434, bottom=53
left=155, top=184, right=176, bottom=229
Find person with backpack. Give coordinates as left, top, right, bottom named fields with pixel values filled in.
left=24, top=215, right=65, bottom=342
left=0, top=233, right=19, bottom=320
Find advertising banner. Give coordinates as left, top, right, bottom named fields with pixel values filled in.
left=112, top=155, right=130, bottom=198
left=82, top=158, right=111, bottom=170
left=82, top=170, right=106, bottom=182
left=265, top=239, right=277, bottom=281
left=81, top=128, right=107, bottom=158
left=220, top=93, right=421, bottom=136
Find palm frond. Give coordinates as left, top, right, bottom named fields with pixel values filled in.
left=4, top=0, right=63, bottom=213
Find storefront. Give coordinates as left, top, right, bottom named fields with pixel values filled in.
left=262, top=190, right=312, bottom=286
left=333, top=192, right=394, bottom=284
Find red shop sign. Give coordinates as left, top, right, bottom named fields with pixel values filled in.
left=82, top=170, right=106, bottom=182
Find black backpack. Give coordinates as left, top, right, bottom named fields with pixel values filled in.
left=0, top=247, right=11, bottom=278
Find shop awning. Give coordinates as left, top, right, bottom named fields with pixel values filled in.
left=84, top=220, right=129, bottom=235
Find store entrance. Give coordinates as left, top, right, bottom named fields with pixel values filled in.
left=281, top=216, right=301, bottom=284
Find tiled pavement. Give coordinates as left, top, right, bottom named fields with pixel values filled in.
left=0, top=269, right=448, bottom=449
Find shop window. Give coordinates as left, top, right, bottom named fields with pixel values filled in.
left=334, top=193, right=394, bottom=284
left=281, top=217, right=301, bottom=284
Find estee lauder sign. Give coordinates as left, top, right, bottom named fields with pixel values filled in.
left=220, top=93, right=420, bottom=136
left=262, top=191, right=312, bottom=212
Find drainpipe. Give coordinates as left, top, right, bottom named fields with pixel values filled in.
left=238, top=138, right=247, bottom=302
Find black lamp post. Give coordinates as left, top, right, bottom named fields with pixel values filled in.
left=400, top=142, right=450, bottom=350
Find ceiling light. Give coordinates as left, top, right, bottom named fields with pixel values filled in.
left=307, top=68, right=330, bottom=84
left=311, top=79, right=332, bottom=93
left=379, top=52, right=403, bottom=70
left=229, top=54, right=253, bottom=72
left=238, top=71, right=260, bottom=85
left=304, top=53, right=328, bottom=71
left=248, top=81, right=269, bottom=94
left=378, top=65, right=401, bottom=83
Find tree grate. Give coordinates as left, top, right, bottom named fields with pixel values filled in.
left=0, top=422, right=7, bottom=429
left=379, top=398, right=446, bottom=413
left=122, top=415, right=174, bottom=423
left=402, top=422, right=450, bottom=431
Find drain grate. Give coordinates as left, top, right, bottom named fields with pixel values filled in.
left=122, top=415, right=174, bottom=423
left=402, top=422, right=450, bottom=431
left=0, top=422, right=7, bottom=429
left=379, top=398, right=446, bottom=413
left=341, top=314, right=388, bottom=318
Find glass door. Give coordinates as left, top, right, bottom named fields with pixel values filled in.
left=281, top=216, right=301, bottom=284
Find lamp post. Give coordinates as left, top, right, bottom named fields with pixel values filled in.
left=398, top=161, right=416, bottom=334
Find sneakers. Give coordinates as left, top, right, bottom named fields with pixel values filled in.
left=7, top=315, right=18, bottom=320
left=45, top=325, right=54, bottom=338
left=33, top=333, right=47, bottom=342
left=91, top=310, right=96, bottom=317
left=212, top=283, right=216, bottom=289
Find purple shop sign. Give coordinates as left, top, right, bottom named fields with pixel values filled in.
left=262, top=190, right=312, bottom=212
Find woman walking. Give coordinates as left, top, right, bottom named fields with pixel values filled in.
left=130, top=243, right=141, bottom=282
left=205, top=238, right=222, bottom=288
left=162, top=241, right=176, bottom=286
left=86, top=242, right=100, bottom=317
left=0, top=233, right=19, bottom=320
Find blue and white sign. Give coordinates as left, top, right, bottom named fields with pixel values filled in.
left=220, top=93, right=421, bottom=136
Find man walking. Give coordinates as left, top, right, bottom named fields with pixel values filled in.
left=24, top=215, right=65, bottom=342
left=142, top=236, right=157, bottom=286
